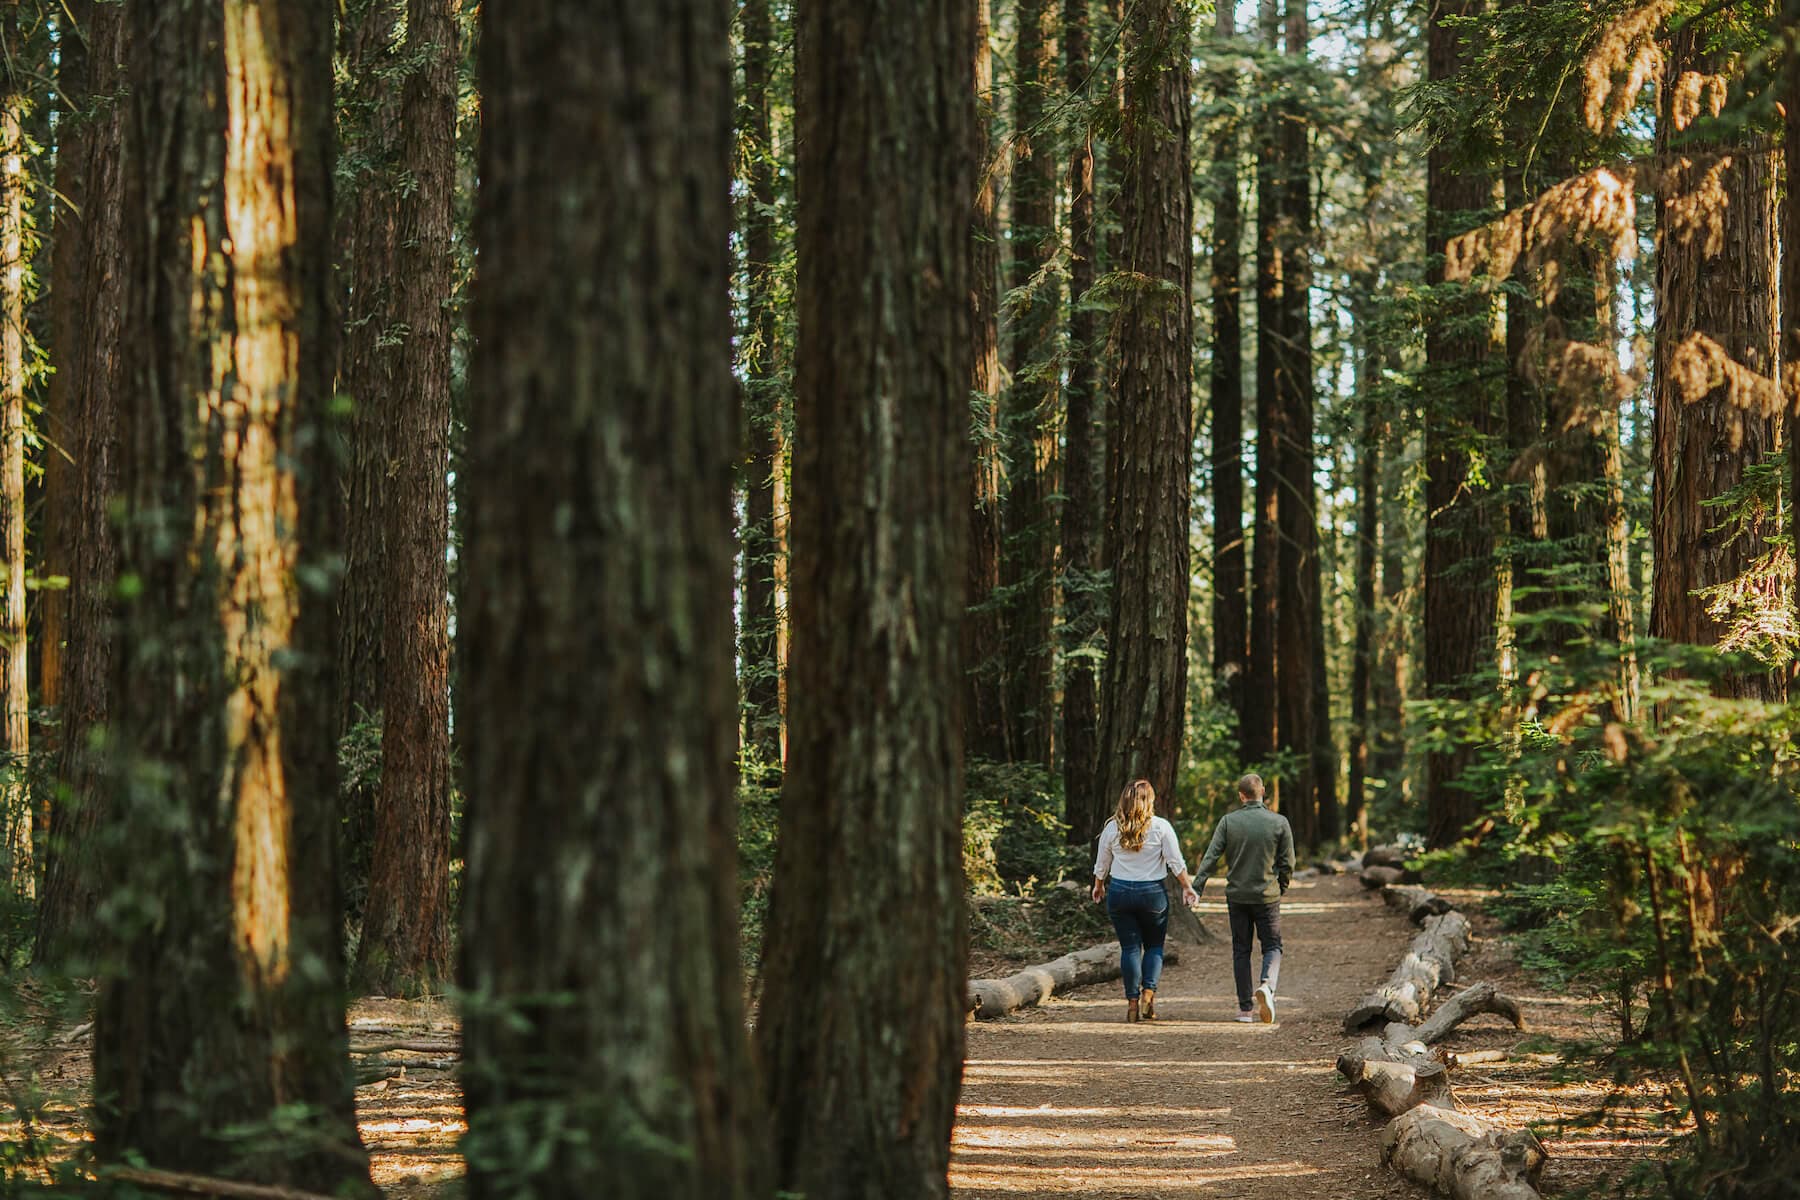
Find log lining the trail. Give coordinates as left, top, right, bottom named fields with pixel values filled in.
left=1345, top=909, right=1472, bottom=1030
left=966, top=939, right=1182, bottom=1019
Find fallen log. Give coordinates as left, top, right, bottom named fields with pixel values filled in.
left=966, top=939, right=1181, bottom=1019
left=1414, top=981, right=1524, bottom=1044
left=102, top=1166, right=343, bottom=1200
left=1381, top=1103, right=1546, bottom=1200
left=1365, top=844, right=1410, bottom=869
left=1361, top=865, right=1406, bottom=889
left=1383, top=883, right=1454, bottom=924
left=1339, top=982, right=1525, bottom=1117
left=1345, top=911, right=1472, bottom=1031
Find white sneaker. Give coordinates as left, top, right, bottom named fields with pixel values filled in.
left=1254, top=985, right=1276, bottom=1024
left=1233, top=1011, right=1255, bottom=1023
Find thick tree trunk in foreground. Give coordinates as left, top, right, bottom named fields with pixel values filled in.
left=94, top=3, right=370, bottom=1189
left=1650, top=18, right=1784, bottom=703
left=459, top=5, right=762, bottom=1197
left=756, top=2, right=974, bottom=1194
left=966, top=0, right=1009, bottom=763
left=351, top=0, right=458, bottom=999
left=1209, top=0, right=1247, bottom=738
left=1423, top=0, right=1495, bottom=850
left=740, top=0, right=786, bottom=768
left=0, top=6, right=29, bottom=896
left=1097, top=0, right=1191, bottom=808
left=1061, top=0, right=1103, bottom=841
left=34, top=0, right=122, bottom=969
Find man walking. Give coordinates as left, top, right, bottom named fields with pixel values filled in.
left=1194, top=774, right=1294, bottom=1023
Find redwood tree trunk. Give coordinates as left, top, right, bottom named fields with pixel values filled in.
left=966, top=0, right=1009, bottom=762
left=458, top=4, right=762, bottom=1196
left=350, top=0, right=458, bottom=999
left=1786, top=0, right=1800, bottom=660
left=740, top=0, right=786, bottom=768
left=1349, top=302, right=1376, bottom=847
left=1650, top=18, right=1784, bottom=703
left=1096, top=0, right=1190, bottom=809
left=94, top=2, right=370, bottom=1188
left=34, top=0, right=121, bottom=969
left=1245, top=0, right=1280, bottom=769
left=1001, top=0, right=1059, bottom=767
left=1209, top=0, right=1247, bottom=738
left=1423, top=0, right=1496, bottom=850
left=756, top=0, right=973, bottom=1193
left=1061, top=0, right=1103, bottom=840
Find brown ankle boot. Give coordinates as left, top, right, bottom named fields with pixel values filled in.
left=1126, top=998, right=1140, bottom=1023
left=1141, top=988, right=1156, bottom=1020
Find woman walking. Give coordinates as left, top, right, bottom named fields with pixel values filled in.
left=1091, top=780, right=1200, bottom=1021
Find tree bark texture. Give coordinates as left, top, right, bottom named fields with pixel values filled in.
left=1001, top=0, right=1059, bottom=767
left=756, top=1, right=974, bottom=1194
left=1245, top=0, right=1280, bottom=769
left=740, top=0, right=786, bottom=768
left=34, top=0, right=123, bottom=969
left=1209, top=0, right=1247, bottom=739
left=1061, top=0, right=1103, bottom=841
left=1423, top=0, right=1496, bottom=850
left=94, top=2, right=370, bottom=1190
left=1349, top=284, right=1377, bottom=848
left=39, top=3, right=79, bottom=718
left=1650, top=18, right=1784, bottom=702
left=1786, top=0, right=1800, bottom=665
left=458, top=5, right=762, bottom=1198
left=348, top=0, right=458, bottom=1000
left=0, top=4, right=29, bottom=897
left=1097, top=0, right=1191, bottom=810
left=966, top=0, right=1009, bottom=763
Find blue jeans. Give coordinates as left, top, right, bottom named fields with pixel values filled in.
left=1228, top=900, right=1283, bottom=1011
left=1106, top=878, right=1169, bottom=999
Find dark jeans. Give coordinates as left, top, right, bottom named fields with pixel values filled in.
left=1228, top=899, right=1283, bottom=1011
left=1106, top=878, right=1169, bottom=999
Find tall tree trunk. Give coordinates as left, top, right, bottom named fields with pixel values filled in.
left=1650, top=17, right=1784, bottom=702
left=94, top=2, right=371, bottom=1188
left=0, top=2, right=29, bottom=897
left=967, top=0, right=1010, bottom=762
left=1423, top=0, right=1496, bottom=849
left=1245, top=0, right=1281, bottom=769
left=34, top=0, right=121, bottom=969
left=756, top=1, right=973, bottom=1194
left=1061, top=0, right=1103, bottom=841
left=1349, top=293, right=1376, bottom=848
left=1209, top=0, right=1247, bottom=739
left=740, top=0, right=786, bottom=770
left=1786, top=0, right=1800, bottom=664
left=458, top=3, right=763, bottom=1196
left=1002, top=0, right=1059, bottom=766
left=40, top=7, right=76, bottom=720
left=1274, top=0, right=1316, bottom=846
left=1096, top=0, right=1190, bottom=810
left=1311, top=552, right=1339, bottom=844
left=1374, top=428, right=1411, bottom=795
left=349, top=0, right=458, bottom=999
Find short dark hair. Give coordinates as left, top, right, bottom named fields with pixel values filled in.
left=1237, top=773, right=1264, bottom=799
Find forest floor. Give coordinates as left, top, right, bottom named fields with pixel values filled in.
left=0, top=873, right=1677, bottom=1197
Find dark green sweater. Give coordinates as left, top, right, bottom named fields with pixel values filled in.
left=1194, top=801, right=1295, bottom=904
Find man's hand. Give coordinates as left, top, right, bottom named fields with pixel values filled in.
left=1182, top=885, right=1200, bottom=908
left=1091, top=878, right=1106, bottom=904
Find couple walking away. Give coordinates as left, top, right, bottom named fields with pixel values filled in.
left=1090, top=774, right=1294, bottom=1024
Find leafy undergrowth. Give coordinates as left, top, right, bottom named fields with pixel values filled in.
left=966, top=882, right=1113, bottom=979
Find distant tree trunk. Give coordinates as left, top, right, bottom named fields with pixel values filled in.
left=1311, top=557, right=1338, bottom=845
left=34, top=0, right=121, bottom=969
left=967, top=0, right=1009, bottom=763
left=1061, top=0, right=1103, bottom=841
left=1650, top=18, right=1784, bottom=702
left=1423, top=0, right=1495, bottom=850
left=1209, top=0, right=1247, bottom=738
left=1349, top=299, right=1376, bottom=847
left=756, top=1, right=973, bottom=1194
left=1244, top=0, right=1281, bottom=769
left=740, top=0, right=786, bottom=769
left=1373, top=430, right=1411, bottom=794
left=1274, top=0, right=1317, bottom=846
left=40, top=7, right=77, bottom=720
left=94, top=2, right=371, bottom=1189
left=458, top=4, right=763, bottom=1197
left=1001, top=0, right=1059, bottom=767
left=0, top=3, right=29, bottom=896
left=1096, top=0, right=1190, bottom=809
left=350, top=0, right=458, bottom=999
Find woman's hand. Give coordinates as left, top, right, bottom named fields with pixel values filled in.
left=1181, top=885, right=1200, bottom=908
left=1090, top=878, right=1106, bottom=904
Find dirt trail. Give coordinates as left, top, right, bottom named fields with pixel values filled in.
left=951, top=872, right=1432, bottom=1199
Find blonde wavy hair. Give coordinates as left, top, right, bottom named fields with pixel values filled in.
left=1114, top=779, right=1157, bottom=851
